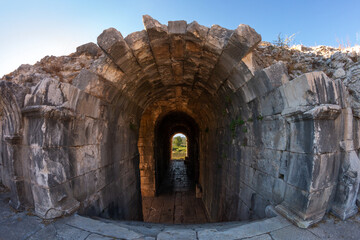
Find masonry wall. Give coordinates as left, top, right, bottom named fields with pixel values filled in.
left=1, top=16, right=359, bottom=227
left=198, top=67, right=348, bottom=223
left=17, top=77, right=143, bottom=220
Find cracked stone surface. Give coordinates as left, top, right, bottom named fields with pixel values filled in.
left=1, top=190, right=360, bottom=240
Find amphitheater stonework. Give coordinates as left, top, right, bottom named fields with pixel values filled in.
left=0, top=15, right=360, bottom=228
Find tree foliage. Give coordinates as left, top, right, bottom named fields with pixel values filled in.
left=174, top=136, right=183, bottom=147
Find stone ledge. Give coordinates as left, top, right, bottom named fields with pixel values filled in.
left=21, top=105, right=76, bottom=120
left=275, top=204, right=324, bottom=229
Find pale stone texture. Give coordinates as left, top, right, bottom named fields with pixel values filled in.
left=0, top=15, right=359, bottom=230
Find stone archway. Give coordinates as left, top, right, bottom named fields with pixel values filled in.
left=0, top=81, right=27, bottom=210
left=154, top=111, right=199, bottom=194
left=1, top=15, right=359, bottom=228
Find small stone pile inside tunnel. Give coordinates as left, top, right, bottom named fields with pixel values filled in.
left=0, top=15, right=359, bottom=228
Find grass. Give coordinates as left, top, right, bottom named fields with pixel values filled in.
left=172, top=151, right=186, bottom=160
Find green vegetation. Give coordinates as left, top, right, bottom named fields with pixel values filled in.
left=229, top=114, right=264, bottom=138
left=172, top=135, right=187, bottom=160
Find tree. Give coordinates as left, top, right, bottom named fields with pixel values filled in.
left=174, top=136, right=183, bottom=147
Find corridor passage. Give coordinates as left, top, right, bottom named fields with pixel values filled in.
left=142, top=160, right=208, bottom=224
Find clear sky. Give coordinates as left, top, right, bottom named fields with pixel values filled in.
left=1, top=0, right=359, bottom=76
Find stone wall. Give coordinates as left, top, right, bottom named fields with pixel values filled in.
left=0, top=16, right=359, bottom=228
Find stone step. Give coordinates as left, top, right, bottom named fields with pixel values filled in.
left=75, top=214, right=291, bottom=240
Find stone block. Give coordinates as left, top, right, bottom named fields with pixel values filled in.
left=66, top=214, right=143, bottom=239
left=288, top=119, right=314, bottom=154
left=281, top=72, right=338, bottom=113
left=227, top=61, right=253, bottom=91
left=209, top=24, right=260, bottom=89
left=32, top=183, right=80, bottom=219
left=90, top=55, right=125, bottom=85
left=68, top=145, right=101, bottom=176
left=262, top=61, right=289, bottom=88
left=311, top=153, right=340, bottom=191
left=261, top=118, right=287, bottom=151
left=253, top=171, right=276, bottom=201
left=313, top=119, right=339, bottom=154
left=143, top=15, right=173, bottom=85
left=125, top=30, right=163, bottom=86
left=204, top=25, right=233, bottom=55
left=270, top=225, right=320, bottom=240
left=73, top=91, right=102, bottom=119
left=97, top=28, right=140, bottom=74
left=73, top=69, right=118, bottom=103
left=272, top=178, right=286, bottom=204
left=228, top=24, right=261, bottom=57
left=25, top=117, right=45, bottom=145
left=198, top=216, right=290, bottom=240
left=75, top=42, right=101, bottom=57
left=254, top=149, right=282, bottom=178
left=259, top=88, right=285, bottom=116
left=252, top=193, right=269, bottom=219
left=158, top=229, right=196, bottom=240
left=186, top=21, right=208, bottom=40
left=286, top=152, right=314, bottom=191
left=168, top=20, right=187, bottom=34
left=282, top=184, right=333, bottom=224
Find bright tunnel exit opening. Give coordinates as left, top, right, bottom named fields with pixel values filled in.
left=171, top=133, right=188, bottom=160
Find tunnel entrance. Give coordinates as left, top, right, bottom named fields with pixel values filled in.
left=141, top=112, right=208, bottom=223
left=171, top=133, right=187, bottom=161
left=154, top=112, right=199, bottom=194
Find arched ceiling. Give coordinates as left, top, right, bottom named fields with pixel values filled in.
left=92, top=15, right=261, bottom=114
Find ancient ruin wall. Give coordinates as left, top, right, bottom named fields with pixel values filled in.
left=0, top=16, right=360, bottom=227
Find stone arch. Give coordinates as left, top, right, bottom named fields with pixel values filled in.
left=8, top=15, right=357, bottom=228
left=0, top=81, right=25, bottom=209
left=154, top=111, right=200, bottom=194
left=90, top=16, right=351, bottom=225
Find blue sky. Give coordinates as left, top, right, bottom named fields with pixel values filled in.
left=1, top=0, right=359, bottom=76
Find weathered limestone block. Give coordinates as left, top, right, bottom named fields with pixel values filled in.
left=281, top=72, right=338, bottom=115
left=90, top=55, right=125, bottom=86
left=169, top=23, right=187, bottom=84
left=125, top=30, right=162, bottom=86
left=97, top=28, right=141, bottom=75
left=252, top=149, right=282, bottom=178
left=184, top=21, right=208, bottom=84
left=239, top=62, right=289, bottom=103
left=209, top=24, right=261, bottom=90
left=258, top=88, right=285, bottom=116
left=262, top=61, right=289, bottom=88
left=168, top=20, right=187, bottom=34
left=31, top=184, right=79, bottom=219
left=332, top=108, right=360, bottom=220
left=226, top=61, right=253, bottom=91
left=73, top=69, right=118, bottom=103
left=197, top=25, right=233, bottom=92
left=75, top=42, right=102, bottom=57
left=276, top=184, right=334, bottom=228
left=26, top=144, right=79, bottom=218
left=260, top=118, right=287, bottom=150
left=25, top=78, right=64, bottom=106
left=143, top=15, right=173, bottom=85
left=23, top=78, right=102, bottom=120
left=285, top=152, right=340, bottom=192
left=270, top=73, right=346, bottom=227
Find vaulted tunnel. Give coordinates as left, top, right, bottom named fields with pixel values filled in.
left=154, top=112, right=199, bottom=194
left=0, top=15, right=355, bottom=228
